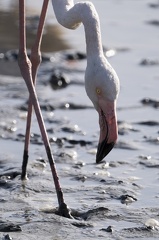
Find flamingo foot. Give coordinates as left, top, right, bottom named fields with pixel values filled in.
left=58, top=202, right=74, bottom=219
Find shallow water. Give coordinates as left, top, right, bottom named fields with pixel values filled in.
left=0, top=0, right=159, bottom=239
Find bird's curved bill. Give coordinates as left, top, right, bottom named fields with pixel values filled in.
left=96, top=100, right=118, bottom=163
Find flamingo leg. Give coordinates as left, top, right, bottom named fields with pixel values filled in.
left=18, top=0, right=72, bottom=218
left=21, top=0, right=49, bottom=180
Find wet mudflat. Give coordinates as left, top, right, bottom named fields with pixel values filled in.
left=0, top=0, right=159, bottom=239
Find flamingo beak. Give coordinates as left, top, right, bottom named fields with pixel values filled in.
left=96, top=100, right=118, bottom=163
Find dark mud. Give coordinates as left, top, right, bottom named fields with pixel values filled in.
left=0, top=49, right=159, bottom=239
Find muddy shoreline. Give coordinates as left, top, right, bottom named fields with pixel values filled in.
left=0, top=1, right=159, bottom=239
left=0, top=53, right=159, bottom=239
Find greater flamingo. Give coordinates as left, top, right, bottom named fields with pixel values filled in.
left=51, top=0, right=120, bottom=163
left=18, top=0, right=120, bottom=218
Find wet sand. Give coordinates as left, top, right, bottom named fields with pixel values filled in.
left=0, top=1, right=159, bottom=240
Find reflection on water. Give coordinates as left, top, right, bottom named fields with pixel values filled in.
left=0, top=1, right=69, bottom=53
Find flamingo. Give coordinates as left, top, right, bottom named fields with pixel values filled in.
left=18, top=0, right=120, bottom=218
left=51, top=0, right=120, bottom=162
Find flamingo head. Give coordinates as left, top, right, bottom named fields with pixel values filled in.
left=85, top=59, right=120, bottom=163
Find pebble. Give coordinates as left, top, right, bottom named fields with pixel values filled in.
left=120, top=194, right=137, bottom=205
left=49, top=70, right=70, bottom=90
left=100, top=225, right=113, bottom=233
left=149, top=3, right=159, bottom=8
left=146, top=20, right=159, bottom=27
left=65, top=51, right=86, bottom=60
left=2, top=234, right=12, bottom=240
left=137, top=121, right=159, bottom=126
left=141, top=98, right=159, bottom=108
left=145, top=218, right=159, bottom=229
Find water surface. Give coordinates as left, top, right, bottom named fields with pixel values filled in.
left=0, top=0, right=159, bottom=239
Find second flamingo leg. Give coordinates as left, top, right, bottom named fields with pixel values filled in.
left=21, top=0, right=49, bottom=180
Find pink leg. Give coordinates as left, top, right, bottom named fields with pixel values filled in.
left=18, top=0, right=72, bottom=218
left=21, top=0, right=49, bottom=180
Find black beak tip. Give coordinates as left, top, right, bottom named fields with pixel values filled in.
left=96, top=142, right=115, bottom=164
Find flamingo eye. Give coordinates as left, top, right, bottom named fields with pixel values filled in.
left=96, top=88, right=101, bottom=95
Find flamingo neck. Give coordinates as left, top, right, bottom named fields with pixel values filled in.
left=52, top=0, right=104, bottom=60
left=82, top=5, right=103, bottom=60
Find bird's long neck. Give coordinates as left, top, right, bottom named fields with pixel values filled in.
left=82, top=4, right=103, bottom=60
left=52, top=0, right=104, bottom=60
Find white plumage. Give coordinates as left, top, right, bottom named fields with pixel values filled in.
left=52, top=0, right=120, bottom=162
